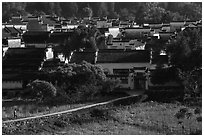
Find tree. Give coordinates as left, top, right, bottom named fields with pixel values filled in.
left=119, top=8, right=129, bottom=20
left=167, top=28, right=202, bottom=71
left=143, top=3, right=168, bottom=23
left=28, top=80, right=57, bottom=102
left=83, top=6, right=93, bottom=19
left=179, top=68, right=202, bottom=100
left=167, top=28, right=202, bottom=100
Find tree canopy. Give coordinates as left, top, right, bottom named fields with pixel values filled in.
left=167, top=27, right=202, bottom=71
left=3, top=2, right=202, bottom=23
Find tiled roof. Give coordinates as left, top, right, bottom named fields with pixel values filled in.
left=152, top=55, right=168, bottom=64
left=97, top=49, right=150, bottom=63
left=27, top=20, right=44, bottom=31
left=41, top=15, right=59, bottom=26
left=129, top=40, right=145, bottom=47
left=3, top=48, right=46, bottom=73
left=122, top=28, right=150, bottom=39
left=23, top=31, right=49, bottom=44
left=9, top=18, right=25, bottom=25
left=4, top=27, right=21, bottom=34
left=2, top=29, right=11, bottom=39
left=149, top=24, right=162, bottom=29
left=159, top=32, right=174, bottom=41
left=69, top=51, right=96, bottom=64
left=47, top=32, right=72, bottom=44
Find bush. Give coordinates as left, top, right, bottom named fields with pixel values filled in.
left=37, top=61, right=121, bottom=103
left=179, top=68, right=202, bottom=103
left=62, top=84, right=100, bottom=103
left=101, top=79, right=120, bottom=94
left=150, top=67, right=179, bottom=85
left=28, top=80, right=57, bottom=103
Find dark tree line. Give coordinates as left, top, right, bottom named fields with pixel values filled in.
left=167, top=27, right=202, bottom=101
left=3, top=2, right=202, bottom=23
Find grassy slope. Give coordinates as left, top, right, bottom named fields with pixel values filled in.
left=3, top=100, right=202, bottom=135
left=2, top=93, right=127, bottom=120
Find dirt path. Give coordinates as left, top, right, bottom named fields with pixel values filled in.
left=3, top=94, right=140, bottom=124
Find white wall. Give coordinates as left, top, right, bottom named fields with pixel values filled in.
left=2, top=81, right=23, bottom=89
left=67, top=25, right=78, bottom=29
left=14, top=25, right=27, bottom=30
left=58, top=53, right=65, bottom=62
left=3, top=47, right=9, bottom=57
left=109, top=27, right=120, bottom=38
left=47, top=25, right=55, bottom=31
left=46, top=48, right=54, bottom=60
left=98, top=63, right=149, bottom=90
left=8, top=39, right=21, bottom=48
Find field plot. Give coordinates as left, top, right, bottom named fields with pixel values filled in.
left=2, top=92, right=128, bottom=121
left=2, top=99, right=202, bottom=135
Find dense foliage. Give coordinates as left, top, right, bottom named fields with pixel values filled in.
left=168, top=28, right=202, bottom=71
left=38, top=61, right=119, bottom=103
left=167, top=28, right=202, bottom=102
left=3, top=2, right=201, bottom=23
left=28, top=80, right=57, bottom=103
left=150, top=67, right=179, bottom=85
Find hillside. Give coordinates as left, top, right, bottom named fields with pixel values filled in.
left=3, top=101, right=202, bottom=135
left=3, top=2, right=202, bottom=23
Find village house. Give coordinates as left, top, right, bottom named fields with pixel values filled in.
left=22, top=31, right=49, bottom=48
left=105, top=27, right=120, bottom=38
left=68, top=49, right=150, bottom=90
left=96, top=19, right=112, bottom=28
left=121, top=27, right=151, bottom=41
left=69, top=51, right=97, bottom=64
left=170, top=21, right=185, bottom=32
left=96, top=49, right=150, bottom=90
left=2, top=13, right=201, bottom=92
left=2, top=26, right=24, bottom=51
left=2, top=15, right=27, bottom=31
left=40, top=15, right=60, bottom=31
left=119, top=21, right=131, bottom=28
left=161, top=23, right=171, bottom=32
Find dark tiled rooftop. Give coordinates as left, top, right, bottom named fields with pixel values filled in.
left=97, top=50, right=150, bottom=63
left=3, top=48, right=45, bottom=72
left=70, top=51, right=96, bottom=64
left=27, top=20, right=44, bottom=31
left=23, top=31, right=49, bottom=43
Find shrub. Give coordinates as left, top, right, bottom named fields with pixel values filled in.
left=179, top=68, right=202, bottom=105
left=37, top=61, right=121, bottom=103
left=194, top=107, right=201, bottom=115
left=28, top=80, right=57, bottom=103
left=196, top=116, right=202, bottom=122
left=54, top=119, right=67, bottom=128
left=38, top=61, right=110, bottom=103
left=101, top=79, right=120, bottom=94
left=150, top=67, right=179, bottom=85
left=63, top=84, right=99, bottom=103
